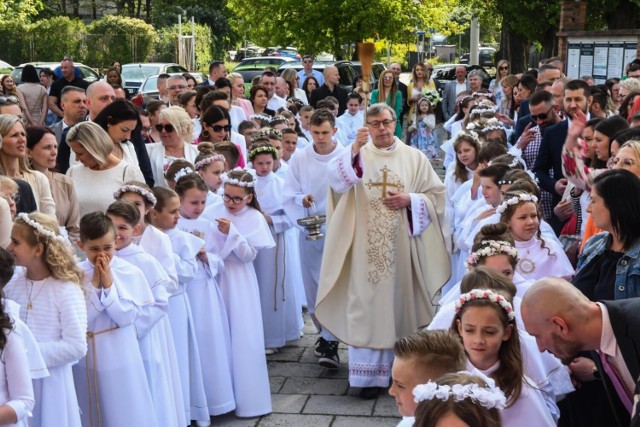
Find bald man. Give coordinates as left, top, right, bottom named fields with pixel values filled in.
left=522, top=277, right=640, bottom=427
left=309, top=65, right=348, bottom=115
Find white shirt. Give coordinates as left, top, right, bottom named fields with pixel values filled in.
left=267, top=94, right=287, bottom=112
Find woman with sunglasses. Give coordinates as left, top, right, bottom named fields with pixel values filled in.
left=489, top=60, right=510, bottom=108
left=146, top=106, right=199, bottom=187
left=407, top=63, right=436, bottom=120
left=199, top=105, right=246, bottom=168
left=370, top=70, right=403, bottom=137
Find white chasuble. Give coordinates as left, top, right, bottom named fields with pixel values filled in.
left=316, top=138, right=451, bottom=349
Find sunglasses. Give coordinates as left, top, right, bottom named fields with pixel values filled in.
left=499, top=66, right=508, bottom=70
left=210, top=124, right=231, bottom=132
left=530, top=106, right=554, bottom=121
left=155, top=124, right=175, bottom=133
left=0, top=95, right=19, bottom=105
left=383, top=76, right=394, bottom=81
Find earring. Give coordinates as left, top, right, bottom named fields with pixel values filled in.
left=201, top=129, right=210, bottom=139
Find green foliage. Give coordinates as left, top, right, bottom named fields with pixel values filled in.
left=153, top=24, right=212, bottom=70
left=30, top=17, right=86, bottom=62
left=0, top=0, right=43, bottom=24
left=0, top=21, right=29, bottom=64
left=86, top=16, right=155, bottom=68
left=227, top=0, right=458, bottom=58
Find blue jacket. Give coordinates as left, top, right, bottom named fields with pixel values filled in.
left=578, top=232, right=640, bottom=300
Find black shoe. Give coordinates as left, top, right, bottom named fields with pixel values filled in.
left=359, top=386, right=381, bottom=400
left=318, top=341, right=340, bottom=368
left=314, top=337, right=329, bottom=357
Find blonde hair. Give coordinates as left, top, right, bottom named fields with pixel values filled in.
left=159, top=106, right=193, bottom=142
left=0, top=175, right=17, bottom=195
left=0, top=114, right=33, bottom=175
left=620, top=78, right=640, bottom=94
left=66, top=121, right=114, bottom=166
left=226, top=72, right=243, bottom=83
left=14, top=212, right=84, bottom=285
left=394, top=330, right=466, bottom=380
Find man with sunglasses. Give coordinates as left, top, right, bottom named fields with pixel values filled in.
left=297, top=55, right=324, bottom=88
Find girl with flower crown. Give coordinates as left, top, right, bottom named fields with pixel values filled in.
left=498, top=190, right=574, bottom=281
left=5, top=212, right=87, bottom=427
left=173, top=172, right=236, bottom=419
left=451, top=288, right=556, bottom=426
left=204, top=168, right=275, bottom=417
left=249, top=143, right=302, bottom=354
left=413, top=372, right=505, bottom=427
left=408, top=97, right=438, bottom=160
left=194, top=142, right=226, bottom=207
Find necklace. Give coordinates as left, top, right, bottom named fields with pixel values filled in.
left=517, top=247, right=536, bottom=275
left=25, top=278, right=47, bottom=322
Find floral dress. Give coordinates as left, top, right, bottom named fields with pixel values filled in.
left=409, top=114, right=438, bottom=160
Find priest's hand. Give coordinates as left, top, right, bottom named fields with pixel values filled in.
left=352, top=128, right=369, bottom=155
left=384, top=191, right=411, bottom=210
left=302, top=195, right=314, bottom=208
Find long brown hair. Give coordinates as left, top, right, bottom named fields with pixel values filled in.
left=450, top=288, right=523, bottom=407
left=377, top=70, right=398, bottom=109
left=453, top=133, right=480, bottom=183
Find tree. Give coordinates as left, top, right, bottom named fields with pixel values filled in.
left=86, top=16, right=155, bottom=68
left=227, top=0, right=458, bottom=57
left=0, top=0, right=43, bottom=24
left=30, top=17, right=86, bottom=61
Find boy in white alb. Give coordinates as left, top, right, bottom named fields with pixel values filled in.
left=283, top=109, right=346, bottom=368
left=336, top=93, right=364, bottom=146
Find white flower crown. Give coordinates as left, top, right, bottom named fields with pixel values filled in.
left=174, top=167, right=194, bottom=183
left=113, top=184, right=157, bottom=207
left=195, top=155, right=226, bottom=171
left=458, top=130, right=480, bottom=144
left=455, top=289, right=516, bottom=321
left=413, top=374, right=506, bottom=410
left=482, top=124, right=507, bottom=134
left=495, top=193, right=538, bottom=215
left=250, top=113, right=273, bottom=123
left=221, top=167, right=256, bottom=188
left=465, top=240, right=519, bottom=269
left=249, top=145, right=278, bottom=161
left=17, top=213, right=67, bottom=245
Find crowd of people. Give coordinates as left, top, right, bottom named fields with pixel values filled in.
left=0, top=51, right=639, bottom=427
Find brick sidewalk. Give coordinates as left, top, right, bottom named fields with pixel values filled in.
left=210, top=313, right=401, bottom=426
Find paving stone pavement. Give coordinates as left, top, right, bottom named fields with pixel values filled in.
left=208, top=312, right=402, bottom=427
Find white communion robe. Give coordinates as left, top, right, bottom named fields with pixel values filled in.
left=164, top=227, right=210, bottom=423
left=5, top=270, right=87, bottom=427
left=139, top=224, right=179, bottom=291
left=429, top=299, right=573, bottom=418
left=205, top=203, right=275, bottom=417
left=115, top=244, right=186, bottom=426
left=254, top=172, right=303, bottom=348
left=2, top=299, right=48, bottom=381
left=515, top=236, right=575, bottom=281
left=176, top=216, right=236, bottom=415
left=74, top=257, right=157, bottom=427
left=468, top=360, right=557, bottom=427
left=316, top=138, right=451, bottom=387
left=0, top=328, right=35, bottom=427
left=283, top=142, right=346, bottom=336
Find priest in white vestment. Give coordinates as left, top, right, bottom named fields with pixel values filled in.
left=315, top=103, right=451, bottom=398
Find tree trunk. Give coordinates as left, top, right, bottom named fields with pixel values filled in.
left=541, top=26, right=556, bottom=59
left=60, top=0, right=66, bottom=15
left=72, top=0, right=79, bottom=17
left=501, top=24, right=528, bottom=73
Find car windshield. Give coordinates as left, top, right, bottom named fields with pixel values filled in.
left=122, top=65, right=161, bottom=80
left=141, top=76, right=158, bottom=92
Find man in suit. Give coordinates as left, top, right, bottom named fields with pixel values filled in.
left=51, top=86, right=87, bottom=145
left=533, top=79, right=591, bottom=234
left=442, top=66, right=469, bottom=121
left=390, top=63, right=408, bottom=126
left=206, top=61, right=227, bottom=86
left=522, top=277, right=638, bottom=427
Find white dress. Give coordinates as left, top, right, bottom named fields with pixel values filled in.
left=205, top=203, right=275, bottom=417
left=139, top=224, right=178, bottom=291
left=74, top=257, right=157, bottom=427
left=115, top=244, right=186, bottom=426
left=468, top=360, right=556, bottom=427
left=5, top=270, right=87, bottom=427
left=176, top=217, right=236, bottom=416
left=3, top=299, right=48, bottom=380
left=253, top=172, right=302, bottom=348
left=164, top=227, right=210, bottom=423
left=0, top=328, right=35, bottom=427
left=515, top=236, right=575, bottom=281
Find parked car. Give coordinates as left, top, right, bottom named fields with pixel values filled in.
left=278, top=60, right=358, bottom=92
left=232, top=47, right=262, bottom=62
left=431, top=64, right=492, bottom=92
left=10, top=62, right=99, bottom=85
left=135, top=72, right=203, bottom=100
left=121, top=63, right=188, bottom=95
left=351, top=61, right=387, bottom=88
left=0, top=60, right=13, bottom=77
left=233, top=57, right=298, bottom=90
left=459, top=47, right=497, bottom=68
left=263, top=47, right=301, bottom=60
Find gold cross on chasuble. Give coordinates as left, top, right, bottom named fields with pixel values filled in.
left=365, top=166, right=403, bottom=200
